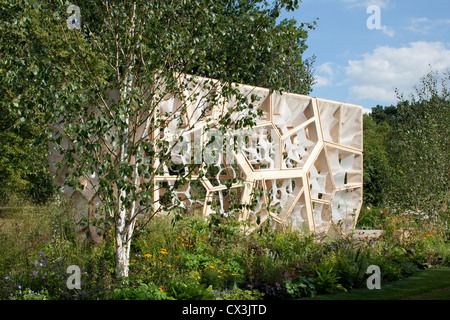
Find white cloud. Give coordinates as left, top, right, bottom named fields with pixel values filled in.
left=345, top=41, right=450, bottom=103
left=314, top=62, right=342, bottom=87
left=341, top=0, right=391, bottom=9
left=362, top=107, right=372, bottom=114
left=380, top=25, right=395, bottom=37
left=406, top=17, right=450, bottom=34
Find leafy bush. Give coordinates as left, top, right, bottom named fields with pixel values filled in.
left=216, top=288, right=262, bottom=300
left=313, top=266, right=347, bottom=294
left=10, top=287, right=49, bottom=300
left=167, top=281, right=215, bottom=300
left=283, top=277, right=316, bottom=298
left=112, top=280, right=173, bottom=300
left=1, top=197, right=449, bottom=300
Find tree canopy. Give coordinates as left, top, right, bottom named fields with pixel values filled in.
left=363, top=70, right=449, bottom=216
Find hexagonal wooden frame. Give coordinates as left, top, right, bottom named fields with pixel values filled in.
left=155, top=75, right=363, bottom=237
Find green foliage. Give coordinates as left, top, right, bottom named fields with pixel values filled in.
left=313, top=265, right=347, bottom=294
left=216, top=287, right=262, bottom=300
left=168, top=281, right=215, bottom=300
left=1, top=200, right=449, bottom=300
left=362, top=114, right=394, bottom=207
left=112, top=280, right=173, bottom=300
left=388, top=70, right=449, bottom=214
left=362, top=70, right=448, bottom=216
left=356, top=206, right=388, bottom=230
left=283, top=277, right=316, bottom=298
left=10, top=287, right=49, bottom=300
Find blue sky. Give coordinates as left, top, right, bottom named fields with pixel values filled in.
left=280, top=0, right=450, bottom=113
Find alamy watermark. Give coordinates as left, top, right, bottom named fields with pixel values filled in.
left=366, top=4, right=381, bottom=30
left=67, top=4, right=81, bottom=30
left=366, top=265, right=381, bottom=289
left=66, top=265, right=81, bottom=290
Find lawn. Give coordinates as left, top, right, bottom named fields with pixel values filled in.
left=302, top=267, right=450, bottom=300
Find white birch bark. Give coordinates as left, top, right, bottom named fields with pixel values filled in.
left=115, top=2, right=137, bottom=278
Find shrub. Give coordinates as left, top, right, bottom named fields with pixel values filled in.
left=283, top=277, right=316, bottom=298
left=167, top=281, right=215, bottom=300
left=216, top=288, right=262, bottom=300
left=112, top=280, right=173, bottom=300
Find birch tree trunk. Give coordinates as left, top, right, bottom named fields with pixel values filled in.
left=115, top=2, right=136, bottom=278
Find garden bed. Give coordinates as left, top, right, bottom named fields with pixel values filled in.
left=0, top=201, right=448, bottom=300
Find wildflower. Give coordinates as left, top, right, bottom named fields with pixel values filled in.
left=159, top=286, right=166, bottom=292
left=131, top=259, right=136, bottom=263
left=143, top=253, right=153, bottom=258
left=159, top=249, right=168, bottom=255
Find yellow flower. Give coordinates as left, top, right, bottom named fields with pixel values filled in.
left=131, top=259, right=136, bottom=263
left=143, top=253, right=153, bottom=258
left=159, top=286, right=166, bottom=292
left=159, top=249, right=168, bottom=254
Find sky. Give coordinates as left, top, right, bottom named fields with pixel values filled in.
left=280, top=0, right=450, bottom=113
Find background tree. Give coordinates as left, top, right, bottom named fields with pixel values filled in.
left=1, top=0, right=315, bottom=277
left=362, top=112, right=393, bottom=207
left=387, top=70, right=449, bottom=216
left=0, top=0, right=55, bottom=202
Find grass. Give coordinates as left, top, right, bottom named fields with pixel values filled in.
left=302, top=267, right=450, bottom=300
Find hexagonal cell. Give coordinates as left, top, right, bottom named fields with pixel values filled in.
left=340, top=104, right=362, bottom=150
left=317, top=98, right=341, bottom=144
left=326, top=146, right=362, bottom=188
left=282, top=120, right=318, bottom=168
left=287, top=193, right=310, bottom=233
left=308, top=148, right=334, bottom=201
left=331, top=187, right=362, bottom=233
left=156, top=179, right=208, bottom=215
left=204, top=157, right=239, bottom=188
left=204, top=186, right=243, bottom=216
left=272, top=93, right=314, bottom=135
left=312, top=201, right=332, bottom=234
left=263, top=177, right=303, bottom=220
left=241, top=124, right=281, bottom=170
left=245, top=180, right=270, bottom=231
